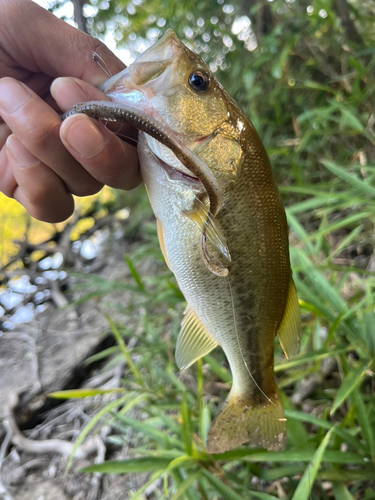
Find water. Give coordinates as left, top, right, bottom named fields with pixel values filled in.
left=0, top=219, right=117, bottom=332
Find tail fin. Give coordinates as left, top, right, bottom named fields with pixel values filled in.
left=206, top=392, right=286, bottom=454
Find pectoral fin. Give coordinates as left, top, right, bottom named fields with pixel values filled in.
left=277, top=279, right=301, bottom=359
left=156, top=218, right=172, bottom=271
left=185, top=200, right=231, bottom=262
left=176, top=306, right=218, bottom=370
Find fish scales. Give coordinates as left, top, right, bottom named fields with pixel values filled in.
left=63, top=29, right=301, bottom=453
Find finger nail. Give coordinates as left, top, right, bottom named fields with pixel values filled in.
left=0, top=78, right=31, bottom=114
left=6, top=135, right=38, bottom=168
left=63, top=116, right=107, bottom=158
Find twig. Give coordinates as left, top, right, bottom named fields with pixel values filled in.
left=0, top=426, right=14, bottom=500
left=292, top=357, right=337, bottom=404
left=3, top=393, right=98, bottom=460
left=50, top=280, right=79, bottom=331
left=87, top=436, right=106, bottom=500
left=84, top=361, right=125, bottom=389
left=0, top=428, right=12, bottom=472
left=335, top=0, right=364, bottom=46
left=304, top=41, right=353, bottom=93
left=6, top=458, right=48, bottom=486
left=291, top=374, right=320, bottom=404
left=0, top=220, right=31, bottom=273
left=0, top=483, right=14, bottom=500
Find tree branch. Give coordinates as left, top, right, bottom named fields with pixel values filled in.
left=335, top=0, right=363, bottom=46
left=71, top=0, right=87, bottom=34
left=240, top=0, right=276, bottom=41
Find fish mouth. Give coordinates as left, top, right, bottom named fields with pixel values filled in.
left=98, top=31, right=210, bottom=184
left=62, top=98, right=222, bottom=216
left=62, top=28, right=223, bottom=215
left=150, top=148, right=202, bottom=184
left=141, top=132, right=200, bottom=182
left=102, top=90, right=207, bottom=183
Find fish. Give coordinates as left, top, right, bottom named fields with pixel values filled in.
left=63, top=30, right=301, bottom=453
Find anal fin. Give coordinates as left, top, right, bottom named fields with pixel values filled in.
left=277, top=278, right=301, bottom=359
left=176, top=306, right=218, bottom=370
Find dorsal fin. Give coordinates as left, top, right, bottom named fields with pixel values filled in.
left=176, top=306, right=218, bottom=370
left=277, top=278, right=301, bottom=359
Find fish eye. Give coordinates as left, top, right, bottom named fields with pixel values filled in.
left=188, top=71, right=210, bottom=93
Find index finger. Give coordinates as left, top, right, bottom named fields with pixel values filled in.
left=0, top=0, right=125, bottom=86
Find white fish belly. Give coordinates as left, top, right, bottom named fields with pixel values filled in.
left=139, top=135, right=251, bottom=393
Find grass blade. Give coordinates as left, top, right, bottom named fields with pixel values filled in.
left=202, top=470, right=244, bottom=500
left=352, top=390, right=375, bottom=464
left=323, top=225, right=363, bottom=263
left=171, top=469, right=199, bottom=500
left=169, top=471, right=201, bottom=500
left=124, top=254, right=145, bottom=291
left=275, top=345, right=348, bottom=372
left=82, top=457, right=171, bottom=473
left=321, top=160, right=375, bottom=196
left=129, top=471, right=165, bottom=500
left=291, top=426, right=335, bottom=500
left=330, top=361, right=368, bottom=416
left=215, top=449, right=368, bottom=464
left=284, top=409, right=366, bottom=453
left=66, top=393, right=146, bottom=471
left=332, top=482, right=355, bottom=500
left=48, top=388, right=124, bottom=399
left=181, top=392, right=194, bottom=455
left=204, top=354, right=231, bottom=382
left=200, top=405, right=211, bottom=447
left=250, top=493, right=280, bottom=500
left=291, top=248, right=346, bottom=313
left=286, top=211, right=314, bottom=254
left=113, top=413, right=184, bottom=449
left=106, top=316, right=142, bottom=384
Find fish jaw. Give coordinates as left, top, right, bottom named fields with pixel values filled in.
left=93, top=31, right=226, bottom=217
left=98, top=31, right=185, bottom=141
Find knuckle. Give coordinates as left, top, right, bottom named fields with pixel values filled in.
left=67, top=169, right=103, bottom=196
left=70, top=183, right=102, bottom=197
left=25, top=120, right=60, bottom=150
left=100, top=166, right=124, bottom=186
left=28, top=184, right=51, bottom=205
left=100, top=163, right=128, bottom=187
left=95, top=141, right=130, bottom=186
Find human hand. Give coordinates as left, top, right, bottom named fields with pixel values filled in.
left=0, top=0, right=140, bottom=223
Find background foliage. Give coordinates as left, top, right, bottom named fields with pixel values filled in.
left=6, top=0, right=375, bottom=498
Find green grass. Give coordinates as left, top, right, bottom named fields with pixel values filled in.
left=6, top=0, right=375, bottom=497
left=53, top=201, right=375, bottom=497
left=49, top=2, right=375, bottom=492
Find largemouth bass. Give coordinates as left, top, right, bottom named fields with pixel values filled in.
left=63, top=30, right=301, bottom=453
